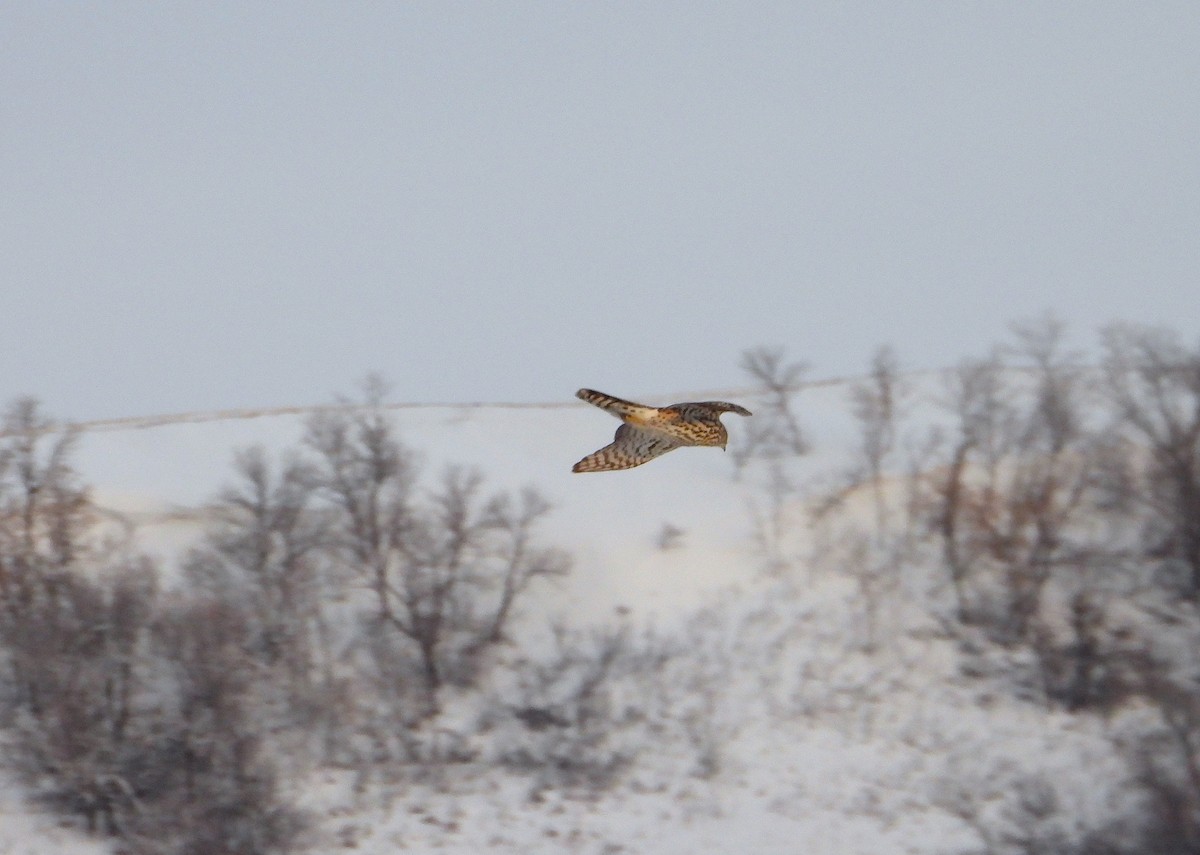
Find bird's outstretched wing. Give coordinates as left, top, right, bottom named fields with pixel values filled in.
left=679, top=400, right=753, bottom=417
left=576, top=388, right=659, bottom=421
left=572, top=424, right=682, bottom=473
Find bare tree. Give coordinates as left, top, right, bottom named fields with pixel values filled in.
left=381, top=465, right=491, bottom=693
left=184, top=445, right=334, bottom=747
left=0, top=399, right=103, bottom=714
left=305, top=379, right=568, bottom=710
left=734, top=346, right=808, bottom=469
left=1101, top=324, right=1200, bottom=598
left=0, top=399, right=306, bottom=853
left=357, top=465, right=567, bottom=701
left=494, top=621, right=671, bottom=794
left=1095, top=670, right=1200, bottom=855
left=474, top=487, right=571, bottom=649
left=925, top=320, right=1096, bottom=642
left=997, top=318, right=1095, bottom=639
left=5, top=560, right=158, bottom=837
left=848, top=345, right=903, bottom=539
left=735, top=347, right=810, bottom=573
left=149, top=595, right=307, bottom=854
left=0, top=398, right=94, bottom=609
left=304, top=375, right=420, bottom=626
left=929, top=350, right=1015, bottom=624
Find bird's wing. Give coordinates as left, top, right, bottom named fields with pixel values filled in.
left=670, top=400, right=753, bottom=417
left=576, top=389, right=659, bottom=421
left=572, top=424, right=682, bottom=473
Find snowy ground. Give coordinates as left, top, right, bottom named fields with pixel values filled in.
left=0, top=767, right=110, bottom=855
left=3, top=380, right=1136, bottom=853
left=77, top=390, right=780, bottom=621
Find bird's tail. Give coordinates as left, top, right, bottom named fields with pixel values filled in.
left=576, top=389, right=654, bottom=419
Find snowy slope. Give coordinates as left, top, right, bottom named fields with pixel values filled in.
left=5, top=379, right=1137, bottom=854
left=76, top=385, right=855, bottom=622
left=0, top=767, right=111, bottom=855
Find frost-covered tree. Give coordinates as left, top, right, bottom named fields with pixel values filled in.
left=1101, top=324, right=1200, bottom=598
left=926, top=319, right=1098, bottom=643
left=0, top=399, right=305, bottom=854
left=0, top=398, right=94, bottom=610
left=304, top=378, right=569, bottom=710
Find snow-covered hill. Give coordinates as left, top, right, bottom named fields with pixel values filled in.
left=76, top=384, right=861, bottom=623
left=1, top=378, right=1164, bottom=854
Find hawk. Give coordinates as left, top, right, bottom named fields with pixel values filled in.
left=572, top=388, right=752, bottom=473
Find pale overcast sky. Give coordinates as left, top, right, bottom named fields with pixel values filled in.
left=3, top=3, right=1198, bottom=420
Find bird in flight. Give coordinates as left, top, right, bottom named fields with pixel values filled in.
left=572, top=388, right=752, bottom=473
